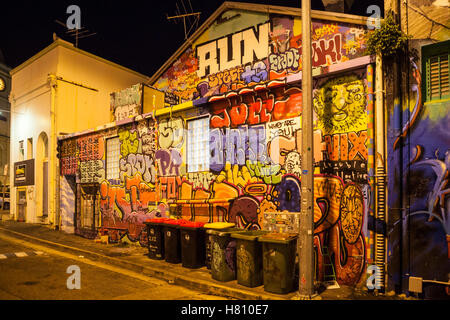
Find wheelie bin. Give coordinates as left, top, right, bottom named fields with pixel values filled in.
left=231, top=230, right=270, bottom=287
left=162, top=219, right=190, bottom=264
left=258, top=232, right=298, bottom=294
left=207, top=226, right=245, bottom=282
left=179, top=221, right=206, bottom=268
left=144, top=217, right=173, bottom=260
left=203, top=222, right=235, bottom=270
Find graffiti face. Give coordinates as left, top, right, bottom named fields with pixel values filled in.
left=284, top=151, right=301, bottom=176
left=340, top=184, right=364, bottom=244
left=313, top=76, right=367, bottom=134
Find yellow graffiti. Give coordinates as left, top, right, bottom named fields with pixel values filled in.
left=313, top=75, right=367, bottom=135
left=312, top=24, right=339, bottom=41
left=119, top=130, right=139, bottom=157
left=216, top=162, right=259, bottom=189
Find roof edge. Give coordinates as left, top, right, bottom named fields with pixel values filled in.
left=10, top=38, right=150, bottom=80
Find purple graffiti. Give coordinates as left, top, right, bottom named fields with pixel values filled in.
left=273, top=174, right=301, bottom=212
left=210, top=124, right=267, bottom=172
left=241, top=61, right=268, bottom=84
left=228, top=195, right=260, bottom=229
left=155, top=149, right=182, bottom=176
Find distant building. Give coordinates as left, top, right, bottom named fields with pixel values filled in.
left=9, top=38, right=149, bottom=226
left=0, top=49, right=11, bottom=194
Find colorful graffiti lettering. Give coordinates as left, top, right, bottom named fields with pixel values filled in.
left=210, top=125, right=267, bottom=172
left=159, top=176, right=182, bottom=199
left=268, top=48, right=300, bottom=73
left=79, top=160, right=104, bottom=183
left=246, top=160, right=283, bottom=184
left=119, top=153, right=156, bottom=184
left=155, top=149, right=183, bottom=176
left=184, top=172, right=216, bottom=190
left=158, top=117, right=184, bottom=149
left=154, top=15, right=367, bottom=101
left=241, top=61, right=268, bottom=84
left=323, top=131, right=368, bottom=161
left=209, top=85, right=302, bottom=128
left=196, top=22, right=270, bottom=78
left=216, top=162, right=258, bottom=190
left=119, top=130, right=139, bottom=157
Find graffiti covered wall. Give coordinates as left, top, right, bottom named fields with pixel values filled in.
left=387, top=52, right=450, bottom=298
left=59, top=66, right=372, bottom=287
left=153, top=10, right=368, bottom=103
left=58, top=8, right=374, bottom=288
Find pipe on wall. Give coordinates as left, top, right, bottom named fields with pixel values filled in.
left=48, top=74, right=58, bottom=228
left=374, top=53, right=388, bottom=291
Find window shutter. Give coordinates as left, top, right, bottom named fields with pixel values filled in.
left=427, top=54, right=449, bottom=100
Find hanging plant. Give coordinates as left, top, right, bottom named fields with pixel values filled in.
left=365, top=12, right=410, bottom=58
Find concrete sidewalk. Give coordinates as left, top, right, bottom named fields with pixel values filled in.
left=0, top=219, right=400, bottom=300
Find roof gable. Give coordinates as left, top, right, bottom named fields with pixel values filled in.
left=150, top=1, right=371, bottom=103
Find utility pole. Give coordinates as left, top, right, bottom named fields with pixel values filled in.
left=298, top=0, right=315, bottom=298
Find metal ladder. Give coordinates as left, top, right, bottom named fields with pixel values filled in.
left=322, top=246, right=339, bottom=288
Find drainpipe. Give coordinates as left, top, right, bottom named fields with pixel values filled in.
left=48, top=74, right=58, bottom=229
left=374, top=53, right=387, bottom=292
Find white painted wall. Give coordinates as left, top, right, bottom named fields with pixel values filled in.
left=9, top=39, right=149, bottom=226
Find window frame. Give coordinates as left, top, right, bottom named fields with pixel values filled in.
left=105, top=136, right=121, bottom=180
left=186, top=116, right=210, bottom=173
left=422, top=40, right=450, bottom=102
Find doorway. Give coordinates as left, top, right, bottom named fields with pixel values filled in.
left=16, top=187, right=27, bottom=222
left=36, top=132, right=48, bottom=218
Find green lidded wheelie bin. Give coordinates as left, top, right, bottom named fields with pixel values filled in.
left=258, top=232, right=298, bottom=294
left=203, top=222, right=235, bottom=270
left=144, top=217, right=173, bottom=260
left=231, top=230, right=270, bottom=287
left=179, top=221, right=206, bottom=269
left=207, top=226, right=245, bottom=282
left=162, top=219, right=190, bottom=264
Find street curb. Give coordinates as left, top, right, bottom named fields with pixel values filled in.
left=0, top=227, right=288, bottom=300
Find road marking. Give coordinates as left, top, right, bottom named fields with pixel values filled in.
left=14, top=252, right=28, bottom=257
left=0, top=251, right=47, bottom=260
left=0, top=233, right=166, bottom=286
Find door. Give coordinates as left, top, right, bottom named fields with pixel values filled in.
left=17, top=188, right=27, bottom=222
left=42, top=160, right=48, bottom=216
left=76, top=184, right=100, bottom=239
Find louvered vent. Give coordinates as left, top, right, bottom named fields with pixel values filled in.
left=427, top=54, right=449, bottom=100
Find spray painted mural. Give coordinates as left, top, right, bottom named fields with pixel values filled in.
left=387, top=54, right=450, bottom=298
left=58, top=9, right=374, bottom=288
left=58, top=67, right=371, bottom=287
left=153, top=10, right=368, bottom=103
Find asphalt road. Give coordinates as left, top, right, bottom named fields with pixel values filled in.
left=0, top=236, right=228, bottom=300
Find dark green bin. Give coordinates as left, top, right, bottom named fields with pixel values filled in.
left=231, top=230, right=270, bottom=288
left=258, top=233, right=298, bottom=294
left=206, top=227, right=244, bottom=282
left=203, top=223, right=235, bottom=270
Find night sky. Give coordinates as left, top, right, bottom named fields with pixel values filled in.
left=0, top=0, right=383, bottom=77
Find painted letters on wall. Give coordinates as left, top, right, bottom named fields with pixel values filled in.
left=154, top=10, right=368, bottom=102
